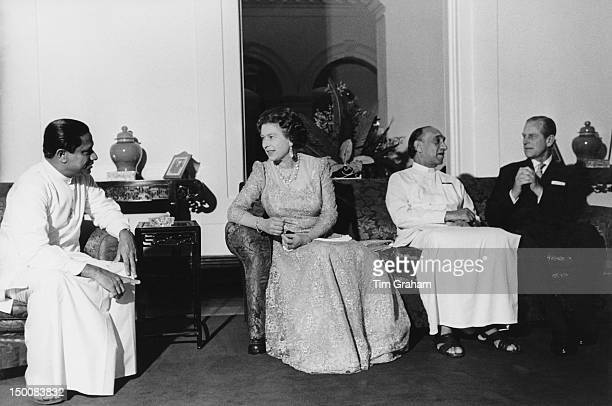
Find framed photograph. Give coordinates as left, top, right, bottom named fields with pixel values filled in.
left=163, top=152, right=192, bottom=179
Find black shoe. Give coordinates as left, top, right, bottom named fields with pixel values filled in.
left=248, top=338, right=266, bottom=355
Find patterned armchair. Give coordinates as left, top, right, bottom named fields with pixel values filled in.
left=224, top=178, right=427, bottom=354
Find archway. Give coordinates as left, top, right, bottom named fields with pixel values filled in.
left=312, top=57, right=378, bottom=116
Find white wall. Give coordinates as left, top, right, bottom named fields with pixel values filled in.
left=0, top=0, right=243, bottom=255
left=452, top=0, right=612, bottom=177
left=497, top=0, right=612, bottom=168
left=383, top=0, right=448, bottom=155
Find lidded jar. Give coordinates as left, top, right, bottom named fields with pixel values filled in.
left=572, top=121, right=607, bottom=163
left=110, top=125, right=142, bottom=171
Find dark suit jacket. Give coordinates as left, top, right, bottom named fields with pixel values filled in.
left=486, top=159, right=592, bottom=247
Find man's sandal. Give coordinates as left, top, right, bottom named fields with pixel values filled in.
left=476, top=329, right=521, bottom=353
left=433, top=333, right=465, bottom=358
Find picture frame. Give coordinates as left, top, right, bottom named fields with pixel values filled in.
left=163, top=152, right=192, bottom=179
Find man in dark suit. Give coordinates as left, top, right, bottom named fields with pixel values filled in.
left=486, top=116, right=604, bottom=356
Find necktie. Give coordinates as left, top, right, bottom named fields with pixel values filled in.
left=535, top=162, right=546, bottom=179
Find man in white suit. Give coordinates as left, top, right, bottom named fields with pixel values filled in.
left=0, top=118, right=138, bottom=403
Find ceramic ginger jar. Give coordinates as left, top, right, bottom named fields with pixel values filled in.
left=110, top=125, right=142, bottom=171
left=572, top=121, right=607, bottom=162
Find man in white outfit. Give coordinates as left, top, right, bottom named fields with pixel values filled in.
left=386, top=126, right=521, bottom=358
left=0, top=118, right=138, bottom=403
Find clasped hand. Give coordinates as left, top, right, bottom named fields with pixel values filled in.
left=258, top=217, right=311, bottom=250
left=512, top=167, right=543, bottom=199
left=259, top=217, right=284, bottom=235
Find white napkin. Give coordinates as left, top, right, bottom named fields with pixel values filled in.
left=314, top=234, right=352, bottom=242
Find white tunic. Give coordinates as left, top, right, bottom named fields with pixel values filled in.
left=386, top=163, right=521, bottom=334
left=0, top=160, right=136, bottom=395
left=0, top=160, right=129, bottom=294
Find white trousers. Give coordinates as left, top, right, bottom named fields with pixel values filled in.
left=10, top=263, right=136, bottom=396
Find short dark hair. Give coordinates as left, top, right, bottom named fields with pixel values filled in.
left=43, top=119, right=90, bottom=158
left=406, top=126, right=428, bottom=159
left=256, top=107, right=308, bottom=159
left=526, top=116, right=556, bottom=138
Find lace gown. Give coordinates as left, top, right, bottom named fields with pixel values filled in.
left=228, top=153, right=410, bottom=373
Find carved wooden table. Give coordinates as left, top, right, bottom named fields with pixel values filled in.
left=98, top=179, right=217, bottom=219
left=135, top=220, right=209, bottom=349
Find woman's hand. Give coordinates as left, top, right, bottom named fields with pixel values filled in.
left=281, top=232, right=312, bottom=250
left=259, top=217, right=284, bottom=236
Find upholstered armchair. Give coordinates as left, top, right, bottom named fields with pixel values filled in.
left=225, top=222, right=271, bottom=354
left=224, top=179, right=431, bottom=354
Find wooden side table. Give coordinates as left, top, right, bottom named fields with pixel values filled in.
left=135, top=220, right=209, bottom=349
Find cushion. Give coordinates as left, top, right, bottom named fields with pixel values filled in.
left=0, top=317, right=25, bottom=333
left=457, top=174, right=497, bottom=222
left=0, top=333, right=27, bottom=369
left=83, top=228, right=119, bottom=261
left=334, top=179, right=397, bottom=241
left=0, top=301, right=27, bottom=333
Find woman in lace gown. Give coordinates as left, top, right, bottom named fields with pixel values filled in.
left=227, top=107, right=410, bottom=373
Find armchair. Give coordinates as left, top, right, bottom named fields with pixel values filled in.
left=225, top=222, right=271, bottom=354
left=224, top=179, right=429, bottom=354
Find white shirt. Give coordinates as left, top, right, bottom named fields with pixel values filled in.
left=386, top=162, right=477, bottom=247
left=0, top=160, right=129, bottom=312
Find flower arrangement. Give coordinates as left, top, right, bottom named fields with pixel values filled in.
left=306, top=79, right=402, bottom=178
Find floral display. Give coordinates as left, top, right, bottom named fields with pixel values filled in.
left=306, top=79, right=403, bottom=178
